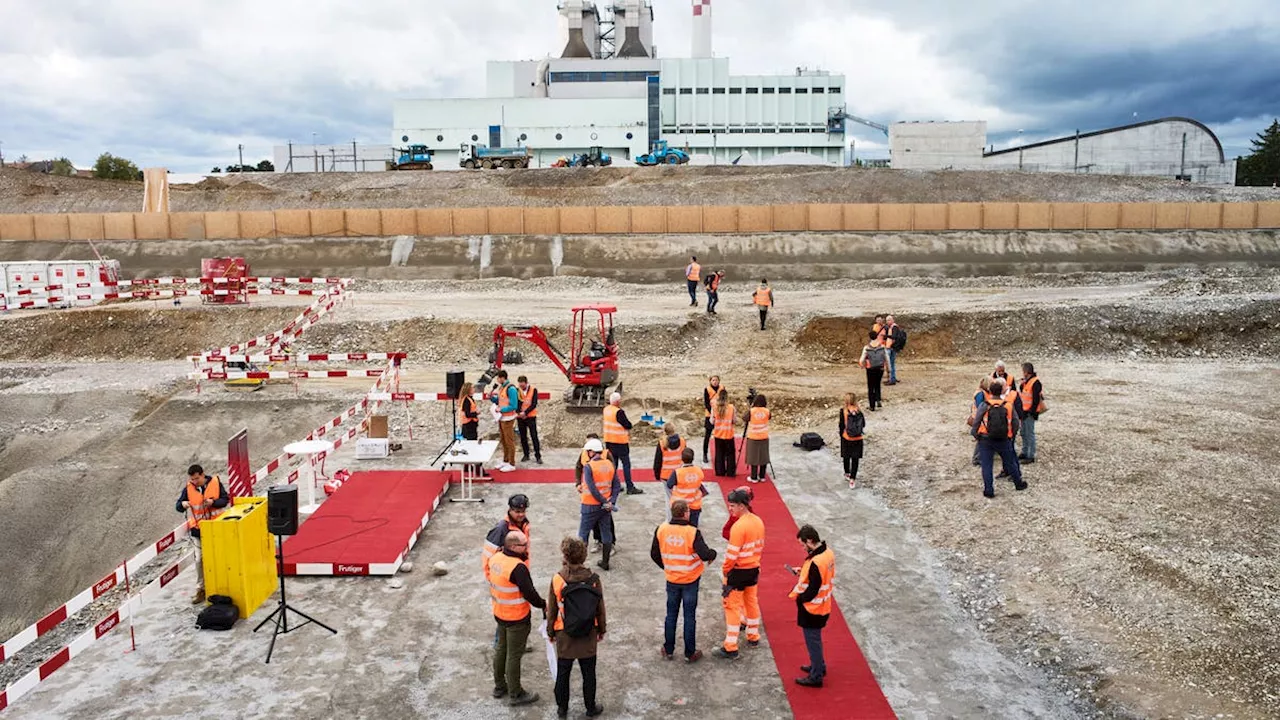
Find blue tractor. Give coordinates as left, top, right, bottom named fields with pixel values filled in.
left=572, top=146, right=612, bottom=167
left=391, top=144, right=434, bottom=171
left=635, top=140, right=690, bottom=167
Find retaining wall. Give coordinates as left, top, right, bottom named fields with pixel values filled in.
left=1, top=201, right=1279, bottom=241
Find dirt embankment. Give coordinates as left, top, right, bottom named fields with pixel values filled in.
left=3, top=165, right=1278, bottom=214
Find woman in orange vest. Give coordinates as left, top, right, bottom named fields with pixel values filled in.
left=458, top=381, right=485, bottom=478
left=839, top=393, right=865, bottom=489
left=744, top=394, right=771, bottom=483
left=710, top=389, right=737, bottom=478
left=546, top=536, right=606, bottom=717
left=788, top=524, right=835, bottom=688
left=752, top=279, right=774, bottom=331
left=652, top=423, right=686, bottom=517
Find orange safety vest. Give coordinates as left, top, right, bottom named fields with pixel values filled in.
left=872, top=322, right=884, bottom=337
left=841, top=406, right=863, bottom=441
left=704, top=385, right=719, bottom=417
left=712, top=404, right=735, bottom=440
left=789, top=547, right=835, bottom=616
left=497, top=382, right=518, bottom=421
left=487, top=552, right=531, bottom=621
left=669, top=465, right=705, bottom=511
left=602, top=405, right=629, bottom=444
left=482, top=518, right=530, bottom=581
left=660, top=437, right=686, bottom=478
left=977, top=393, right=1016, bottom=439
left=1018, top=376, right=1045, bottom=413
left=686, top=262, right=701, bottom=282
left=580, top=458, right=616, bottom=506
left=185, top=476, right=226, bottom=530
left=519, top=385, right=538, bottom=418
left=746, top=407, right=770, bottom=440
left=459, top=396, right=478, bottom=427
left=723, top=511, right=765, bottom=573
left=709, top=275, right=721, bottom=292
left=753, top=286, right=772, bottom=307
left=656, top=522, right=704, bottom=584
left=550, top=572, right=598, bottom=632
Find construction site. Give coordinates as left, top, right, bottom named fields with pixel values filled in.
left=0, top=163, right=1278, bottom=720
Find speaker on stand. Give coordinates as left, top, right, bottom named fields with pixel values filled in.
left=254, top=484, right=337, bottom=663
left=432, top=369, right=466, bottom=466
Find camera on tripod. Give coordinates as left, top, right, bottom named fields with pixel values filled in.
left=747, top=387, right=758, bottom=403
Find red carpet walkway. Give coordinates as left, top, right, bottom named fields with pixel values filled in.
left=477, top=444, right=896, bottom=719
left=282, top=470, right=449, bottom=576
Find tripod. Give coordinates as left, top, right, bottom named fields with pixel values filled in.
left=431, top=396, right=460, bottom=466
left=254, top=534, right=337, bottom=663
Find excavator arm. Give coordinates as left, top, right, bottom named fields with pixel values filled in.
left=488, top=325, right=571, bottom=378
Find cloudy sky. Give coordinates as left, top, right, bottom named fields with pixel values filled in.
left=1, top=0, right=1277, bottom=173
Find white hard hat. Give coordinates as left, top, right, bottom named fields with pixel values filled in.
left=584, top=438, right=604, bottom=453
left=609, top=392, right=622, bottom=404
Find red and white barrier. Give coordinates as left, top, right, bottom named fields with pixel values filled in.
left=190, top=352, right=407, bottom=363
left=189, top=369, right=388, bottom=380
left=367, top=391, right=552, bottom=402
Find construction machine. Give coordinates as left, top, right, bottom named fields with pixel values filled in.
left=459, top=143, right=533, bottom=169
left=391, top=144, right=434, bottom=170
left=477, top=305, right=620, bottom=410
left=635, top=139, right=689, bottom=166
left=575, top=146, right=612, bottom=167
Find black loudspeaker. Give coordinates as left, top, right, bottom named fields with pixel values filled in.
left=267, top=485, right=299, bottom=536
left=446, top=369, right=466, bottom=400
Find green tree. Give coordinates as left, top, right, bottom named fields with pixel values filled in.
left=256, top=159, right=274, bottom=172
left=50, top=158, right=75, bottom=176
left=93, top=152, right=140, bottom=181
left=1236, top=119, right=1280, bottom=186
left=211, top=166, right=222, bottom=173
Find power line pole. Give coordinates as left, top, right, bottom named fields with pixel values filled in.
left=238, top=143, right=244, bottom=171
left=1073, top=129, right=1080, bottom=173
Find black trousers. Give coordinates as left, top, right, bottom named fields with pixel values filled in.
left=840, top=438, right=863, bottom=478
left=517, top=417, right=541, bottom=459
left=865, top=368, right=884, bottom=409
left=703, top=417, right=714, bottom=459
left=461, top=421, right=480, bottom=473
left=713, top=436, right=736, bottom=477
left=758, top=307, right=768, bottom=329
left=555, top=655, right=597, bottom=712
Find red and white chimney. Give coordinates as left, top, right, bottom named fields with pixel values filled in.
left=691, top=0, right=712, bottom=58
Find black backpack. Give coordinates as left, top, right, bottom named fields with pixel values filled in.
left=795, top=432, right=826, bottom=451
left=982, top=403, right=1009, bottom=439
left=195, top=595, right=240, bottom=631
left=560, top=576, right=602, bottom=638
left=845, top=411, right=865, bottom=438
left=891, top=326, right=908, bottom=351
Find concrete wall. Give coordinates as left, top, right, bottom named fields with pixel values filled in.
left=890, top=121, right=988, bottom=170
left=2, top=203, right=1275, bottom=242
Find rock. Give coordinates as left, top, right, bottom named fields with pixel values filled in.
left=399, top=561, right=414, bottom=573
left=389, top=577, right=405, bottom=589
left=431, top=561, right=449, bottom=576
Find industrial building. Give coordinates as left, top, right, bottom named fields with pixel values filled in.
left=391, top=0, right=853, bottom=169
left=890, top=117, right=1235, bottom=184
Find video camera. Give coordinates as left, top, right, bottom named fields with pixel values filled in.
left=747, top=387, right=758, bottom=403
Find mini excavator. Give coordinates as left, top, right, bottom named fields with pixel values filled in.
left=477, top=305, right=620, bottom=411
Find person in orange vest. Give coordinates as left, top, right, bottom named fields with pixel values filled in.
left=710, top=389, right=737, bottom=478
left=972, top=379, right=1026, bottom=497
left=1016, top=362, right=1045, bottom=463
left=483, top=493, right=532, bottom=649
left=652, top=423, right=686, bottom=517
left=516, top=375, right=543, bottom=465
left=490, top=369, right=520, bottom=472
left=488, top=530, right=546, bottom=707
left=871, top=315, right=885, bottom=340
left=652, top=499, right=718, bottom=663
left=685, top=255, right=702, bottom=307
left=575, top=434, right=614, bottom=554
left=752, top=279, right=774, bottom=331
left=839, top=393, right=865, bottom=488
left=175, top=464, right=229, bottom=605
left=744, top=393, right=771, bottom=483
left=577, top=439, right=622, bottom=570
left=715, top=487, right=764, bottom=659
left=458, top=380, right=487, bottom=478
left=788, top=524, right=836, bottom=688
left=546, top=536, right=606, bottom=718
left=701, top=375, right=724, bottom=463
left=991, top=360, right=1016, bottom=396
left=602, top=392, right=642, bottom=495
left=705, top=269, right=724, bottom=314
left=665, top=448, right=711, bottom=527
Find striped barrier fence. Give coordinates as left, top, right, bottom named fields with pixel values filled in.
left=191, top=352, right=406, bottom=363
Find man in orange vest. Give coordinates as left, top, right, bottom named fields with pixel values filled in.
left=706, top=269, right=724, bottom=314
left=488, top=530, right=546, bottom=707
left=651, top=500, right=718, bottom=663
left=516, top=375, right=542, bottom=465
left=652, top=423, right=686, bottom=517
left=665, top=448, right=711, bottom=527
left=577, top=439, right=622, bottom=571
left=603, top=392, right=642, bottom=495
left=788, top=524, right=835, bottom=688
left=715, top=487, right=764, bottom=659
left=175, top=464, right=229, bottom=604
left=1016, top=362, right=1045, bottom=463
left=575, top=434, right=614, bottom=554
left=685, top=255, right=702, bottom=306
left=483, top=493, right=532, bottom=649
left=752, top=279, right=774, bottom=331
left=972, top=379, right=1026, bottom=497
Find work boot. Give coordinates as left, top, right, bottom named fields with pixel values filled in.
left=1014, top=481, right=1028, bottom=491
left=746, top=638, right=760, bottom=648
left=685, top=650, right=703, bottom=663
left=536, top=456, right=543, bottom=465
left=795, top=676, right=823, bottom=688
left=191, top=588, right=206, bottom=605
left=626, top=486, right=644, bottom=495
left=508, top=691, right=539, bottom=706
left=714, top=647, right=740, bottom=660
left=520, top=454, right=530, bottom=463
left=585, top=703, right=604, bottom=717
left=493, top=686, right=508, bottom=699
left=598, top=543, right=612, bottom=571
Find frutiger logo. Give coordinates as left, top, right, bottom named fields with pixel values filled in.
left=156, top=534, right=175, bottom=552
left=159, top=565, right=180, bottom=587
left=336, top=565, right=367, bottom=575
left=94, top=612, right=120, bottom=638
left=93, top=576, right=118, bottom=598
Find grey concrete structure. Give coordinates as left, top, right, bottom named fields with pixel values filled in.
left=889, top=121, right=987, bottom=170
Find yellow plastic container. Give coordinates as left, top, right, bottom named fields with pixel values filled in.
left=200, top=497, right=277, bottom=617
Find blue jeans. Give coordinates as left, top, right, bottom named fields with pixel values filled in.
left=707, top=290, right=719, bottom=313
left=887, top=348, right=898, bottom=382
left=578, top=504, right=615, bottom=544
left=979, top=438, right=1023, bottom=495
left=687, top=280, right=698, bottom=305
left=803, top=626, right=826, bottom=678
left=1020, top=415, right=1037, bottom=459
left=664, top=579, right=700, bottom=657
left=606, top=442, right=634, bottom=491
left=688, top=509, right=702, bottom=528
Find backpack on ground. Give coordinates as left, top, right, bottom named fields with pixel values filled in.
left=981, top=403, right=1009, bottom=439
left=560, top=576, right=602, bottom=638
left=196, top=595, right=240, bottom=631
left=891, top=326, right=908, bottom=352
left=794, top=432, right=826, bottom=451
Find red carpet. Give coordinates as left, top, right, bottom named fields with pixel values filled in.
left=715, top=480, right=896, bottom=720
left=281, top=470, right=449, bottom=576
